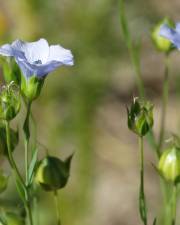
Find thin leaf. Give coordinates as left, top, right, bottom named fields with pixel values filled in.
left=14, top=173, right=26, bottom=203
left=28, top=148, right=38, bottom=185
left=119, top=0, right=132, bottom=49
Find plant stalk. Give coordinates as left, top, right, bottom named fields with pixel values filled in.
left=157, top=54, right=169, bottom=156
left=139, top=136, right=147, bottom=225
left=54, top=190, right=61, bottom=225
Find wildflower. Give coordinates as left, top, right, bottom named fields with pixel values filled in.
left=159, top=22, right=180, bottom=49
left=127, top=97, right=153, bottom=137
left=0, top=39, right=74, bottom=101
left=0, top=38, right=74, bottom=78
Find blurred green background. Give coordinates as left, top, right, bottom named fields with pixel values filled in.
left=0, top=0, right=180, bottom=224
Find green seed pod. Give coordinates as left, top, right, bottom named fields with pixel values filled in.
left=127, top=97, right=153, bottom=137
left=151, top=18, right=174, bottom=53
left=0, top=170, right=8, bottom=193
left=158, top=147, right=180, bottom=183
left=35, top=154, right=73, bottom=191
left=0, top=83, right=20, bottom=121
left=21, top=75, right=44, bottom=102
left=3, top=212, right=24, bottom=225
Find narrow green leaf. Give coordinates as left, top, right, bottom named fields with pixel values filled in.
left=119, top=0, right=132, bottom=49
left=14, top=174, right=26, bottom=203
left=28, top=148, right=38, bottom=185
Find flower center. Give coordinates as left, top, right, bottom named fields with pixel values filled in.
left=34, top=59, right=42, bottom=64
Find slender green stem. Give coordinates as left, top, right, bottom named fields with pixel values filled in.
left=26, top=203, right=33, bottom=225
left=25, top=138, right=28, bottom=186
left=24, top=101, right=31, bottom=185
left=5, top=120, right=25, bottom=188
left=54, top=191, right=61, bottom=225
left=139, top=136, right=147, bottom=225
left=23, top=101, right=34, bottom=225
left=5, top=120, right=33, bottom=225
left=171, top=185, right=177, bottom=225
left=130, top=47, right=145, bottom=99
left=157, top=54, right=169, bottom=156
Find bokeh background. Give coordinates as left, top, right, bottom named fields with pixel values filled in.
left=0, top=0, right=180, bottom=224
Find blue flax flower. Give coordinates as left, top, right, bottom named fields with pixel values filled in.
left=0, top=39, right=74, bottom=78
left=159, top=23, right=180, bottom=49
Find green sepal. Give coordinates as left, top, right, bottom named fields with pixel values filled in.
left=21, top=75, right=45, bottom=102
left=151, top=17, right=175, bottom=53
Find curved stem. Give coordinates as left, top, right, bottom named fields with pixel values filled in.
left=5, top=120, right=25, bottom=188
left=157, top=54, right=169, bottom=156
left=54, top=191, right=61, bottom=225
left=139, top=136, right=147, bottom=225
left=5, top=120, right=33, bottom=225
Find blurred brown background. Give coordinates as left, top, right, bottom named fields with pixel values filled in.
left=0, top=0, right=180, bottom=224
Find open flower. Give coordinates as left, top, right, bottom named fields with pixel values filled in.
left=0, top=38, right=74, bottom=78
left=159, top=22, right=180, bottom=49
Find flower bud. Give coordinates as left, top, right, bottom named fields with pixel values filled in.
left=1, top=212, right=24, bottom=225
left=0, top=82, right=20, bottom=121
left=158, top=147, right=180, bottom=183
left=35, top=154, right=73, bottom=191
left=151, top=18, right=174, bottom=53
left=21, top=75, right=45, bottom=102
left=127, top=97, right=153, bottom=136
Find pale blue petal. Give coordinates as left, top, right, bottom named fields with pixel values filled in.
left=48, top=45, right=74, bottom=66
left=12, top=39, right=49, bottom=64
left=160, top=24, right=180, bottom=48
left=0, top=39, right=74, bottom=79
left=15, top=58, right=63, bottom=78
left=175, top=23, right=180, bottom=34
left=15, top=58, right=34, bottom=78
left=0, top=44, right=14, bottom=56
